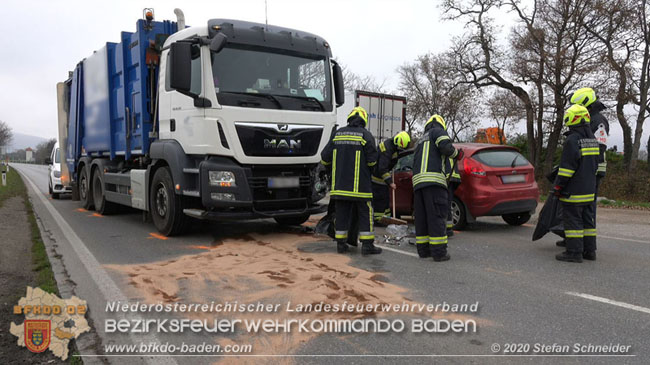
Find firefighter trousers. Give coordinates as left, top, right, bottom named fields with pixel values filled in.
left=372, top=183, right=391, bottom=221
left=414, top=185, right=449, bottom=257
left=562, top=202, right=596, bottom=254
left=335, top=199, right=374, bottom=244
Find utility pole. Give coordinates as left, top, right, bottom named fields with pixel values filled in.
left=265, top=0, right=268, bottom=30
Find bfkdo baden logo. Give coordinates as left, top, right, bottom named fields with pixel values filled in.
left=10, top=287, right=91, bottom=360
left=25, top=320, right=51, bottom=353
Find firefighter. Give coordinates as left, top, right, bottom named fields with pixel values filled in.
left=412, top=115, right=463, bottom=262
left=445, top=156, right=462, bottom=237
left=554, top=105, right=599, bottom=263
left=372, top=131, right=411, bottom=224
left=557, top=87, right=609, bottom=248
left=320, top=107, right=381, bottom=255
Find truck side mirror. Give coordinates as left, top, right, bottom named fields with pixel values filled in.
left=169, top=42, right=193, bottom=94
left=209, top=33, right=227, bottom=53
left=45, top=157, right=52, bottom=165
left=332, top=62, right=345, bottom=107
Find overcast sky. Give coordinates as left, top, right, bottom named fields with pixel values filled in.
left=0, top=0, right=646, bottom=151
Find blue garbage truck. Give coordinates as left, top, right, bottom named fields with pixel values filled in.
left=56, top=9, right=345, bottom=235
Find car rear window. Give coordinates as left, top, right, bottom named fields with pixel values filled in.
left=472, top=149, right=529, bottom=167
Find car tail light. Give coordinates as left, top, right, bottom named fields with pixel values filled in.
left=463, top=158, right=487, bottom=177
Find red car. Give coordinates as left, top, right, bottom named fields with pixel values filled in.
left=392, top=143, right=539, bottom=229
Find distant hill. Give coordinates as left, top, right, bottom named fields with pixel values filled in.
left=7, top=133, right=49, bottom=152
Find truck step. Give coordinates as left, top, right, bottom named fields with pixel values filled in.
left=182, top=190, right=200, bottom=197
left=183, top=168, right=199, bottom=174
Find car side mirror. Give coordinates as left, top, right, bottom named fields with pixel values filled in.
left=332, top=62, right=345, bottom=107
left=45, top=157, right=52, bottom=165
left=209, top=33, right=227, bottom=53
left=169, top=42, right=193, bottom=94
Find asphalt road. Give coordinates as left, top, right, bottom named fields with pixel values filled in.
left=11, top=163, right=650, bottom=364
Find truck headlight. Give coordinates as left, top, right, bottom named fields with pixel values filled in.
left=53, top=170, right=61, bottom=178
left=209, top=171, right=236, bottom=187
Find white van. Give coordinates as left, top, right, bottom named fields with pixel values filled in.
left=48, top=142, right=71, bottom=198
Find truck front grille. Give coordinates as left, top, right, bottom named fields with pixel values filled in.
left=235, top=122, right=323, bottom=157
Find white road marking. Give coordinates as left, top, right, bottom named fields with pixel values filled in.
left=18, top=168, right=177, bottom=365
left=378, top=244, right=420, bottom=258
left=599, top=235, right=648, bottom=244
left=566, top=292, right=650, bottom=315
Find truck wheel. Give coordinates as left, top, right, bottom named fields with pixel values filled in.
left=79, top=167, right=94, bottom=210
left=274, top=214, right=310, bottom=226
left=91, top=169, right=118, bottom=215
left=451, top=197, right=467, bottom=230
left=502, top=212, right=531, bottom=226
left=150, top=167, right=189, bottom=236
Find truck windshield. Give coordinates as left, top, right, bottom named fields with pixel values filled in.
left=211, top=46, right=333, bottom=111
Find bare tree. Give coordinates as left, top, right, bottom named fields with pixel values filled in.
left=34, top=138, right=56, bottom=165
left=630, top=0, right=650, bottom=169
left=397, top=52, right=480, bottom=140
left=442, top=0, right=538, bottom=166
left=486, top=90, right=526, bottom=143
left=340, top=64, right=388, bottom=94
left=0, top=120, right=12, bottom=148
left=582, top=0, right=646, bottom=170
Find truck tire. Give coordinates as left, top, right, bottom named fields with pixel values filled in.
left=150, top=167, right=189, bottom=236
left=91, top=169, right=118, bottom=215
left=79, top=167, right=94, bottom=210
left=502, top=212, right=531, bottom=226
left=451, top=197, right=467, bottom=230
left=274, top=214, right=310, bottom=226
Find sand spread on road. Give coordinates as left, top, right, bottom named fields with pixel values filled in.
left=106, top=231, right=486, bottom=363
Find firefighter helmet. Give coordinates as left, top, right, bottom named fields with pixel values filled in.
left=393, top=131, right=411, bottom=149
left=570, top=87, right=597, bottom=108
left=425, top=114, right=446, bottom=130
left=564, top=104, right=591, bottom=127
left=347, top=106, right=369, bottom=127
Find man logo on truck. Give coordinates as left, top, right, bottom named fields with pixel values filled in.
left=264, top=139, right=302, bottom=150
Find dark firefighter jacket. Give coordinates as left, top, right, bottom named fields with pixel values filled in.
left=445, top=156, right=461, bottom=183
left=412, top=123, right=458, bottom=191
left=554, top=124, right=599, bottom=204
left=372, top=137, right=400, bottom=185
left=320, top=119, right=378, bottom=200
left=588, top=101, right=609, bottom=177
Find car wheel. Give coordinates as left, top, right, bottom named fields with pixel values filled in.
left=79, top=167, right=94, bottom=210
left=91, top=169, right=118, bottom=215
left=451, top=197, right=467, bottom=230
left=502, top=212, right=531, bottom=226
left=274, top=214, right=310, bottom=226
left=52, top=192, right=60, bottom=199
left=150, top=167, right=189, bottom=236
left=48, top=180, right=53, bottom=195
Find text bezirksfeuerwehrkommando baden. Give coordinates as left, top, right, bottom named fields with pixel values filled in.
left=105, top=300, right=479, bottom=314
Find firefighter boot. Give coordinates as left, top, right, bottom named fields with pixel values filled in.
left=361, top=242, right=382, bottom=255
left=416, top=244, right=430, bottom=258
left=336, top=240, right=349, bottom=254
left=583, top=251, right=597, bottom=261
left=431, top=244, right=450, bottom=262
left=555, top=251, right=583, bottom=263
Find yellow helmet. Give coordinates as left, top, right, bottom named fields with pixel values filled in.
left=570, top=87, right=597, bottom=108
left=564, top=104, right=591, bottom=127
left=347, top=106, right=369, bottom=127
left=425, top=114, right=446, bottom=130
left=393, top=131, right=411, bottom=149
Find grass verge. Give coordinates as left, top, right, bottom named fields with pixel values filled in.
left=0, top=165, right=25, bottom=207
left=4, top=165, right=83, bottom=363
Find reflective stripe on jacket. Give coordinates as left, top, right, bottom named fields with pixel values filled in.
left=412, top=124, right=457, bottom=191
left=554, top=125, right=598, bottom=204
left=321, top=126, right=378, bottom=200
